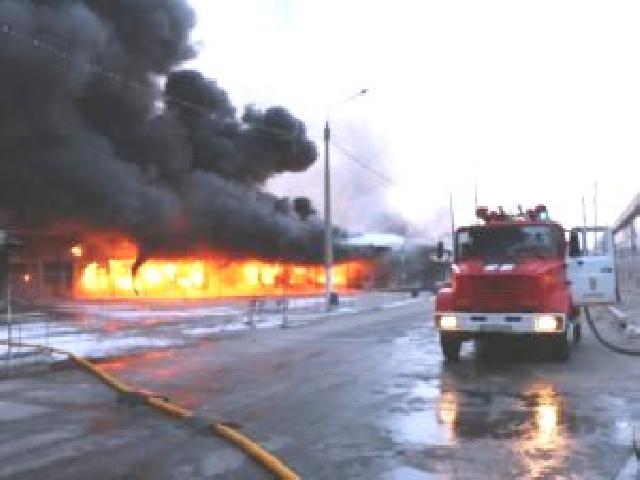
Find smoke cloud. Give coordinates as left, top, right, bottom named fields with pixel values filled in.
left=0, top=0, right=323, bottom=260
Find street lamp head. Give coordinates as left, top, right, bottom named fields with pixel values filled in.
left=327, top=89, right=369, bottom=116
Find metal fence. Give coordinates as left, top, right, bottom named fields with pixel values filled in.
left=1, top=290, right=421, bottom=378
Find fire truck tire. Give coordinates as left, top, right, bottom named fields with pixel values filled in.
left=440, top=333, right=462, bottom=362
left=574, top=322, right=581, bottom=343
left=551, top=331, right=570, bottom=362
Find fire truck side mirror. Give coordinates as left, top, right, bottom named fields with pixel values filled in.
left=569, top=231, right=581, bottom=257
left=436, top=241, right=444, bottom=260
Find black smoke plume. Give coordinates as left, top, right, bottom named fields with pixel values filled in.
left=0, top=0, right=324, bottom=260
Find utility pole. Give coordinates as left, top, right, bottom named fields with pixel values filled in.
left=324, top=121, right=333, bottom=311
left=593, top=181, right=598, bottom=227
left=324, top=89, right=368, bottom=312
left=0, top=233, right=21, bottom=375
left=581, top=195, right=588, bottom=254
left=6, top=276, right=11, bottom=374
left=474, top=181, right=478, bottom=212
left=449, top=192, right=455, bottom=247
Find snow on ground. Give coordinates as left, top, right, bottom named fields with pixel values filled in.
left=0, top=292, right=427, bottom=365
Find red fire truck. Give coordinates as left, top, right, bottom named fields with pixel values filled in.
left=435, top=205, right=617, bottom=362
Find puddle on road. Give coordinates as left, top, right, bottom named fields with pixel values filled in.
left=386, top=379, right=456, bottom=446
left=97, top=348, right=178, bottom=374
left=614, top=419, right=640, bottom=447
left=411, top=379, right=440, bottom=400
left=387, top=466, right=438, bottom=480
left=388, top=379, right=579, bottom=477
left=390, top=410, right=454, bottom=445
left=616, top=454, right=640, bottom=480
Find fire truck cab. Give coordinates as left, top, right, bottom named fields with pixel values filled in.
left=435, top=205, right=617, bottom=362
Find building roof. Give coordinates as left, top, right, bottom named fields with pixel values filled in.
left=340, top=233, right=407, bottom=248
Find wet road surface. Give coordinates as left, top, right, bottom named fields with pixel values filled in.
left=2, top=298, right=640, bottom=479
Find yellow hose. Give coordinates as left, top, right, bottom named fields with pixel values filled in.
left=1, top=340, right=301, bottom=480
left=146, top=395, right=193, bottom=419
left=70, top=354, right=134, bottom=393
left=214, top=423, right=300, bottom=480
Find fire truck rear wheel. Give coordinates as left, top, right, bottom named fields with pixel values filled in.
left=440, top=333, right=462, bottom=362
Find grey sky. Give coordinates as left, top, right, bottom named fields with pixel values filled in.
left=187, top=0, right=640, bottom=236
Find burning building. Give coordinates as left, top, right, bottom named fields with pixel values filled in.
left=340, top=233, right=451, bottom=292
left=0, top=1, right=376, bottom=300
left=2, top=230, right=372, bottom=301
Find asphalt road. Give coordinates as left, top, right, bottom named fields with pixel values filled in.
left=2, top=298, right=640, bottom=479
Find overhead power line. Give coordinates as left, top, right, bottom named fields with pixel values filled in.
left=331, top=140, right=395, bottom=185
left=0, top=21, right=392, bottom=183
left=0, top=23, right=302, bottom=139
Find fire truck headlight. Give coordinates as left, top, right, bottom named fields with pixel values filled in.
left=438, top=314, right=458, bottom=330
left=535, top=315, right=563, bottom=333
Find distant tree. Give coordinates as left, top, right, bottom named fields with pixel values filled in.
left=293, top=197, right=316, bottom=221
left=274, top=197, right=292, bottom=215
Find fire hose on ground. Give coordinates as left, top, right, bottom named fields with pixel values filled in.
left=584, top=307, right=640, bottom=357
left=0, top=341, right=301, bottom=480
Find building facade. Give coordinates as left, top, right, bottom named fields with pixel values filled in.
left=613, top=193, right=640, bottom=293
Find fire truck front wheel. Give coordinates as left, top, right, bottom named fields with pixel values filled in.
left=574, top=322, right=581, bottom=343
left=440, top=333, right=462, bottom=362
left=550, top=331, right=570, bottom=362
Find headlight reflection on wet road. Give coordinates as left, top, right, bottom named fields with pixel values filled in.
left=436, top=390, right=459, bottom=441
left=535, top=392, right=560, bottom=446
left=519, top=383, right=567, bottom=478
left=434, top=378, right=567, bottom=478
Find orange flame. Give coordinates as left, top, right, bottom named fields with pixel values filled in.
left=72, top=238, right=372, bottom=299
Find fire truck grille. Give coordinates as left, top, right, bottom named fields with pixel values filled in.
left=457, top=276, right=539, bottom=312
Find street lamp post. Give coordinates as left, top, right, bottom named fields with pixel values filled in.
left=324, top=89, right=368, bottom=312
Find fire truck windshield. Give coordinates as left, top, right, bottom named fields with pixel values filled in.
left=456, top=225, right=562, bottom=262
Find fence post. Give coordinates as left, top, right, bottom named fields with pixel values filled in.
left=246, top=298, right=256, bottom=328
left=281, top=297, right=289, bottom=329
left=6, top=277, right=12, bottom=376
